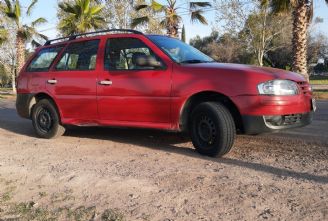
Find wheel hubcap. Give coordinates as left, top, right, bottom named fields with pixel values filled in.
left=197, top=115, right=217, bottom=145
left=36, top=106, right=53, bottom=133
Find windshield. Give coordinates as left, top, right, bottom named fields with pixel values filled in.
left=147, top=35, right=214, bottom=64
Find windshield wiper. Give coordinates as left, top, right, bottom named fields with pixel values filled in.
left=179, top=59, right=214, bottom=64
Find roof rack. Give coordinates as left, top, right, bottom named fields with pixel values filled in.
left=44, top=29, right=143, bottom=46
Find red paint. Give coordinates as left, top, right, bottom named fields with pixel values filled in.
left=17, top=34, right=313, bottom=132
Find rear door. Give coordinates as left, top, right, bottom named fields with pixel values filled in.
left=47, top=39, right=100, bottom=124
left=25, top=46, right=64, bottom=95
left=97, top=36, right=172, bottom=125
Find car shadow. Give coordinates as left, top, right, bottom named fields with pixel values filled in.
left=0, top=106, right=327, bottom=185
left=0, top=106, right=35, bottom=137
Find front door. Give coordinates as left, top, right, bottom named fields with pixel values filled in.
left=97, top=37, right=171, bottom=126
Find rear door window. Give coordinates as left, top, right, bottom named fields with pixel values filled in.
left=55, top=40, right=100, bottom=71
left=27, top=46, right=63, bottom=72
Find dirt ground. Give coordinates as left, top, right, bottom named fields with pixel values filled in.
left=0, top=97, right=327, bottom=221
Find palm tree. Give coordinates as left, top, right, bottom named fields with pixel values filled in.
left=131, top=0, right=211, bottom=38
left=0, top=4, right=8, bottom=45
left=265, top=0, right=328, bottom=80
left=1, top=0, right=48, bottom=74
left=58, top=0, right=106, bottom=36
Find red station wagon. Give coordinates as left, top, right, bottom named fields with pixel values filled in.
left=16, top=29, right=316, bottom=157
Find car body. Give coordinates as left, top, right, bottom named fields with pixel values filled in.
left=16, top=29, right=315, bottom=157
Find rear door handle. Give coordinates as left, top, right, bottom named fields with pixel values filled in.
left=99, top=80, right=113, bottom=86
left=47, top=79, right=57, bottom=84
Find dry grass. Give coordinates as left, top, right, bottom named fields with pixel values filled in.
left=0, top=94, right=15, bottom=100
left=311, top=79, right=328, bottom=85
left=313, top=90, right=328, bottom=100
left=0, top=178, right=125, bottom=221
left=310, top=75, right=328, bottom=85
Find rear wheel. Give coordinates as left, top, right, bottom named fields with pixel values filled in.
left=190, top=102, right=236, bottom=157
left=31, top=99, right=65, bottom=139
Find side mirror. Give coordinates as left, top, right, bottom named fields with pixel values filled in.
left=133, top=54, right=162, bottom=68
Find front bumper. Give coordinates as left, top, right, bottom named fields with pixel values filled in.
left=242, top=112, right=313, bottom=135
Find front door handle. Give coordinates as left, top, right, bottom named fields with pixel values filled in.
left=47, top=79, right=57, bottom=84
left=99, top=80, right=113, bottom=86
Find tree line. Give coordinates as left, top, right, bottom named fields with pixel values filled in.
left=0, top=0, right=327, bottom=92
left=191, top=0, right=328, bottom=74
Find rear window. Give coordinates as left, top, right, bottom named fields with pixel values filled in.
left=27, top=46, right=64, bottom=72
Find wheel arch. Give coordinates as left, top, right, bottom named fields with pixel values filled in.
left=29, top=93, right=62, bottom=120
left=179, top=91, right=243, bottom=133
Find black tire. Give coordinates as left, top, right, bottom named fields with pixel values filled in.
left=31, top=99, right=65, bottom=139
left=189, top=102, right=236, bottom=157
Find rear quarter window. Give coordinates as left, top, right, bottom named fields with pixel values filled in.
left=27, top=46, right=64, bottom=72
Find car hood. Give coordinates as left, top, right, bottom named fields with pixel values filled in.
left=181, top=62, right=306, bottom=82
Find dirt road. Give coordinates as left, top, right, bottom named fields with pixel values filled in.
left=0, top=98, right=327, bottom=220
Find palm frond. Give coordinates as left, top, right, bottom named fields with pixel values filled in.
left=31, top=39, right=41, bottom=47
left=4, top=12, right=17, bottom=19
left=167, top=0, right=177, bottom=7
left=170, top=14, right=182, bottom=23
left=134, top=4, right=149, bottom=11
left=58, top=0, right=106, bottom=35
left=131, top=16, right=150, bottom=28
left=17, top=26, right=32, bottom=40
left=3, top=0, right=12, bottom=12
left=83, top=0, right=90, bottom=14
left=14, top=0, right=21, bottom=18
left=90, top=5, right=104, bottom=15
left=59, top=2, right=77, bottom=14
left=37, top=33, right=48, bottom=40
left=31, top=17, right=47, bottom=27
left=151, top=0, right=164, bottom=11
left=58, top=16, right=78, bottom=35
left=191, top=10, right=208, bottom=25
left=190, top=2, right=211, bottom=9
left=27, top=0, right=38, bottom=16
left=27, top=26, right=48, bottom=46
left=2, top=0, right=19, bottom=24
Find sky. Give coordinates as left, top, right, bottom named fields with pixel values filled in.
left=20, top=0, right=328, bottom=43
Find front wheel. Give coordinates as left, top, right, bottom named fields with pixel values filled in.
left=31, top=99, right=65, bottom=139
left=190, top=102, right=236, bottom=157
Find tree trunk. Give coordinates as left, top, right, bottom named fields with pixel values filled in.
left=292, top=3, right=309, bottom=81
left=11, top=71, right=16, bottom=94
left=16, top=34, right=26, bottom=75
left=257, top=50, right=264, bottom=67
left=2, top=63, right=10, bottom=85
left=11, top=57, right=16, bottom=94
left=258, top=6, right=267, bottom=67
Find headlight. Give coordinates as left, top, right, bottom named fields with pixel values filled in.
left=258, top=80, right=299, bottom=95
